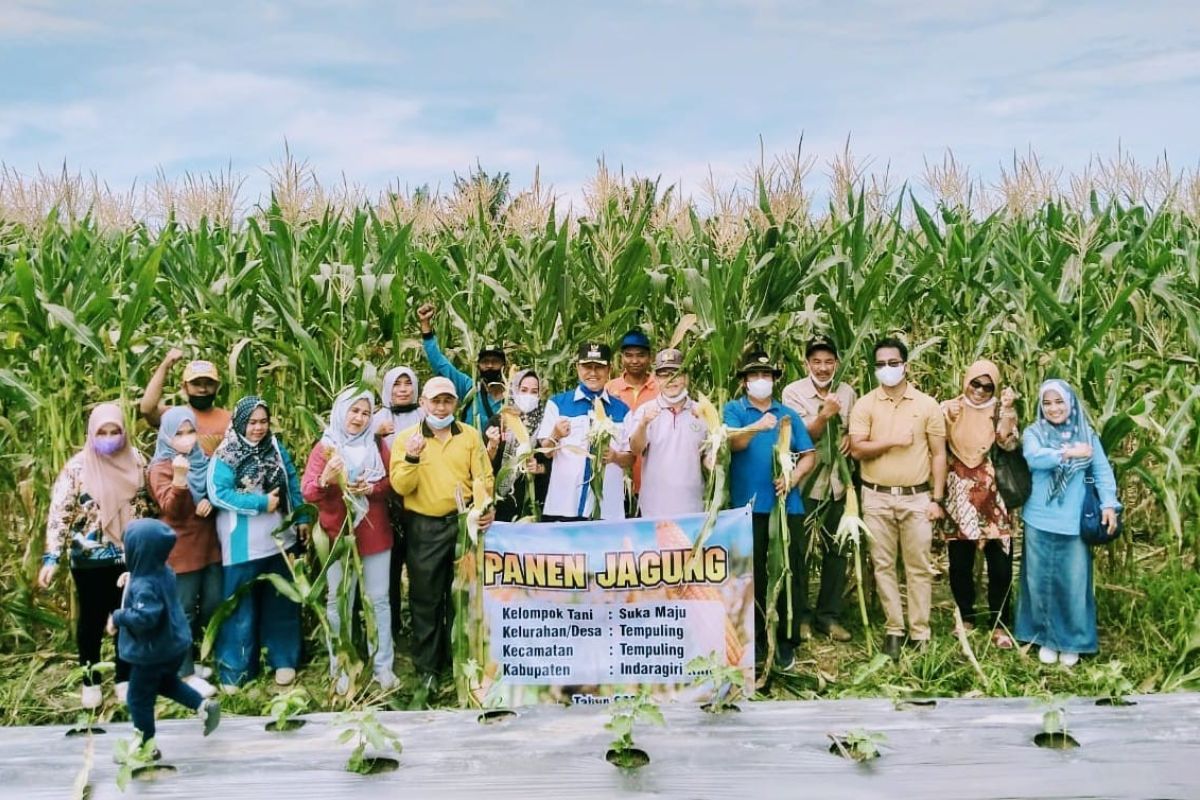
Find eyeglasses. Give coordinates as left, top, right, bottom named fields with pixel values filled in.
left=968, top=379, right=995, bottom=394
left=874, top=360, right=904, bottom=368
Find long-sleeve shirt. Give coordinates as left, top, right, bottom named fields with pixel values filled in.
left=301, top=442, right=394, bottom=556
left=389, top=420, right=494, bottom=517
left=206, top=438, right=305, bottom=565
left=43, top=451, right=154, bottom=569
left=421, top=333, right=501, bottom=429
left=1021, top=429, right=1120, bottom=536
left=147, top=460, right=222, bottom=574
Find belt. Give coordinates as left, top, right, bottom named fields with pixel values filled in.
left=862, top=481, right=930, bottom=496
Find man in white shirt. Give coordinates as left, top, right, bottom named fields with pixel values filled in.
left=627, top=349, right=708, bottom=518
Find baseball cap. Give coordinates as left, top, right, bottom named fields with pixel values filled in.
left=477, top=343, right=506, bottom=362
left=618, top=330, right=651, bottom=351
left=182, top=360, right=220, bottom=383
left=653, top=348, right=684, bottom=372
left=422, top=376, right=459, bottom=400
left=576, top=342, right=612, bottom=365
left=805, top=336, right=840, bottom=359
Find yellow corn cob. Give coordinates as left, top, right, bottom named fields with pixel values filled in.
left=500, top=405, right=530, bottom=446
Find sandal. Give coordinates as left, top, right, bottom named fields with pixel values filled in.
left=992, top=630, right=1015, bottom=650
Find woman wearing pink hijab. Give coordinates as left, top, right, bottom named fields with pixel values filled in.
left=39, top=404, right=155, bottom=709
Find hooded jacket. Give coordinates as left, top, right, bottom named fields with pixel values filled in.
left=110, top=519, right=192, bottom=665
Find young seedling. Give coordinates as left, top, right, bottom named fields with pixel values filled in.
left=687, top=651, right=745, bottom=714
left=1087, top=659, right=1136, bottom=706
left=1033, top=696, right=1079, bottom=749
left=264, top=687, right=311, bottom=731
left=828, top=729, right=887, bottom=762
left=605, top=693, right=664, bottom=769
left=336, top=710, right=403, bottom=775
left=113, top=732, right=170, bottom=791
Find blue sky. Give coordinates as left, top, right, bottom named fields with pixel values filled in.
left=1, top=0, right=1197, bottom=204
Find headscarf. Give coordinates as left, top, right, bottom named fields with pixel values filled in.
left=946, top=359, right=1000, bottom=469
left=322, top=388, right=388, bottom=527
left=1028, top=379, right=1095, bottom=503
left=213, top=396, right=286, bottom=502
left=373, top=366, right=424, bottom=447
left=80, top=403, right=143, bottom=543
left=151, top=406, right=209, bottom=503
left=498, top=369, right=545, bottom=497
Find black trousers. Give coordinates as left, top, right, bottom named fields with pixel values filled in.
left=405, top=512, right=458, bottom=676
left=541, top=515, right=587, bottom=523
left=388, top=500, right=408, bottom=636
left=751, top=513, right=806, bottom=659
left=810, top=498, right=851, bottom=628
left=127, top=654, right=202, bottom=740
left=947, top=539, right=1013, bottom=627
left=71, top=563, right=131, bottom=685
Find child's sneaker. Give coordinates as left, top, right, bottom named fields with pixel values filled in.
left=185, top=674, right=217, bottom=699
left=115, top=681, right=129, bottom=703
left=1059, top=651, right=1080, bottom=668
left=80, top=685, right=102, bottom=709
left=274, top=668, right=296, bottom=686
left=197, top=699, right=221, bottom=737
left=195, top=665, right=213, bottom=680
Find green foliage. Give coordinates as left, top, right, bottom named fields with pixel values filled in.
left=605, top=692, right=665, bottom=759
left=112, top=731, right=158, bottom=792
left=687, top=651, right=745, bottom=713
left=830, top=729, right=887, bottom=762
left=335, top=710, right=403, bottom=774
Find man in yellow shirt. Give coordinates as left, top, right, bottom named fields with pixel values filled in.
left=390, top=377, right=495, bottom=685
left=849, top=337, right=947, bottom=661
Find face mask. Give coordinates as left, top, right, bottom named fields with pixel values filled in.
left=173, top=433, right=198, bottom=453
left=427, top=414, right=455, bottom=430
left=876, top=365, right=906, bottom=387
left=391, top=402, right=419, bottom=414
left=188, top=394, right=216, bottom=411
left=746, top=378, right=774, bottom=400
left=811, top=376, right=833, bottom=388
left=513, top=394, right=539, bottom=414
left=93, top=434, right=125, bottom=456
left=479, top=369, right=503, bottom=386
left=661, top=389, right=689, bottom=405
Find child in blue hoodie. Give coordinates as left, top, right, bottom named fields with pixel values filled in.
left=108, top=519, right=220, bottom=752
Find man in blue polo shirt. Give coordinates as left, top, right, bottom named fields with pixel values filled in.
left=417, top=302, right=508, bottom=429
left=537, top=342, right=634, bottom=522
left=724, top=350, right=817, bottom=671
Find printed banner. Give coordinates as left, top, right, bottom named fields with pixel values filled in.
left=466, top=507, right=755, bottom=707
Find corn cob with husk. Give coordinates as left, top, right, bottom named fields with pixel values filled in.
left=655, top=519, right=747, bottom=667
left=832, top=458, right=875, bottom=655
left=498, top=405, right=540, bottom=520
left=761, top=415, right=794, bottom=679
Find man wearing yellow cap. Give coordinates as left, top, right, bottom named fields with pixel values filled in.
left=139, top=347, right=231, bottom=456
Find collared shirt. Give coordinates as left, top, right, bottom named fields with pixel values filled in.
left=627, top=397, right=707, bottom=517
left=606, top=373, right=659, bottom=494
left=389, top=420, right=494, bottom=517
left=781, top=377, right=857, bottom=501
left=421, top=333, right=503, bottom=430
left=536, top=386, right=630, bottom=519
left=848, top=383, right=946, bottom=487
left=723, top=396, right=816, bottom=515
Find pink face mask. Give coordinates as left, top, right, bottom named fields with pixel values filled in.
left=93, top=434, right=126, bottom=456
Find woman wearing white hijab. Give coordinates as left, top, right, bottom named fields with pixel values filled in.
left=302, top=388, right=396, bottom=691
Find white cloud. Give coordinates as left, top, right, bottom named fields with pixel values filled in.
left=0, top=1, right=98, bottom=36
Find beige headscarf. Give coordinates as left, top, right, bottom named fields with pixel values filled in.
left=946, top=360, right=1000, bottom=468
left=80, top=404, right=143, bottom=544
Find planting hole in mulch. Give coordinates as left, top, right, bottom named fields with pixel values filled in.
left=896, top=699, right=938, bottom=710
left=132, top=764, right=178, bottom=782
left=477, top=709, right=517, bottom=724
left=1095, top=698, right=1137, bottom=707
left=356, top=757, right=399, bottom=775
left=827, top=739, right=881, bottom=762
left=701, top=703, right=742, bottom=713
left=1033, top=732, right=1080, bottom=749
left=65, top=727, right=106, bottom=737
left=606, top=748, right=650, bottom=769
left=265, top=719, right=307, bottom=732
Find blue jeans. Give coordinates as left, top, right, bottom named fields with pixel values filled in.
left=1015, top=525, right=1097, bottom=653
left=127, top=653, right=202, bottom=741
left=176, top=562, right=222, bottom=676
left=215, top=553, right=300, bottom=686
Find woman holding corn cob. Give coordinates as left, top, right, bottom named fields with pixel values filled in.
left=484, top=369, right=550, bottom=521
left=302, top=388, right=396, bottom=691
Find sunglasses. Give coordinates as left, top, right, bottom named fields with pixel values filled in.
left=968, top=379, right=995, bottom=394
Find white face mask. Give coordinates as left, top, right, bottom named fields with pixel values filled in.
left=810, top=376, right=833, bottom=389
left=746, top=378, right=774, bottom=400
left=426, top=413, right=455, bottom=430
left=876, top=365, right=906, bottom=388
left=661, top=388, right=688, bottom=405
left=513, top=394, right=539, bottom=414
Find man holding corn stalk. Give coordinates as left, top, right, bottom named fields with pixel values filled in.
left=849, top=337, right=947, bottom=661
left=724, top=351, right=817, bottom=670
left=782, top=336, right=856, bottom=643
left=537, top=342, right=634, bottom=521
left=417, top=303, right=508, bottom=429
left=607, top=329, right=659, bottom=513
left=389, top=377, right=495, bottom=684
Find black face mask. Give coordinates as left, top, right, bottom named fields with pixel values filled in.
left=391, top=402, right=419, bottom=414
left=479, top=369, right=504, bottom=386
left=188, top=394, right=216, bottom=411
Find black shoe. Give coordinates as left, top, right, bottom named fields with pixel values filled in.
left=884, top=634, right=903, bottom=662
left=774, top=639, right=795, bottom=670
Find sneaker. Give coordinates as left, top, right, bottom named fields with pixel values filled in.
left=80, top=685, right=103, bottom=709
left=334, top=671, right=351, bottom=696
left=115, top=681, right=129, bottom=704
left=1038, top=645, right=1059, bottom=664
left=773, top=640, right=795, bottom=671
left=797, top=621, right=813, bottom=642
left=195, top=665, right=214, bottom=680
left=219, top=684, right=240, bottom=696
left=274, top=668, right=296, bottom=686
left=197, top=699, right=221, bottom=737
left=185, top=675, right=217, bottom=699
left=375, top=671, right=398, bottom=691
left=1059, top=651, right=1080, bottom=668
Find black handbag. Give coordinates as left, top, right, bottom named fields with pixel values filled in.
left=992, top=443, right=1032, bottom=510
left=1080, top=468, right=1122, bottom=545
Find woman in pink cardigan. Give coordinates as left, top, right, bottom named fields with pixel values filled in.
left=302, top=388, right=394, bottom=692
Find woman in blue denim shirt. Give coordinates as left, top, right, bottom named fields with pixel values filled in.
left=1015, top=380, right=1120, bottom=668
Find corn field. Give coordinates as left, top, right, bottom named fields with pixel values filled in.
left=2, top=149, right=1200, bottom=716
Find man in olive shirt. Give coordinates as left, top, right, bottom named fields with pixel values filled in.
left=848, top=337, right=947, bottom=660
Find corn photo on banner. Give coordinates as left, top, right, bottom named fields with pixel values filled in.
left=473, top=507, right=754, bottom=706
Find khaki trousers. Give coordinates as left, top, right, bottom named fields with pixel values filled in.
left=863, top=487, right=934, bottom=639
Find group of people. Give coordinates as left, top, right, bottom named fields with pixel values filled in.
left=39, top=303, right=1122, bottom=738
